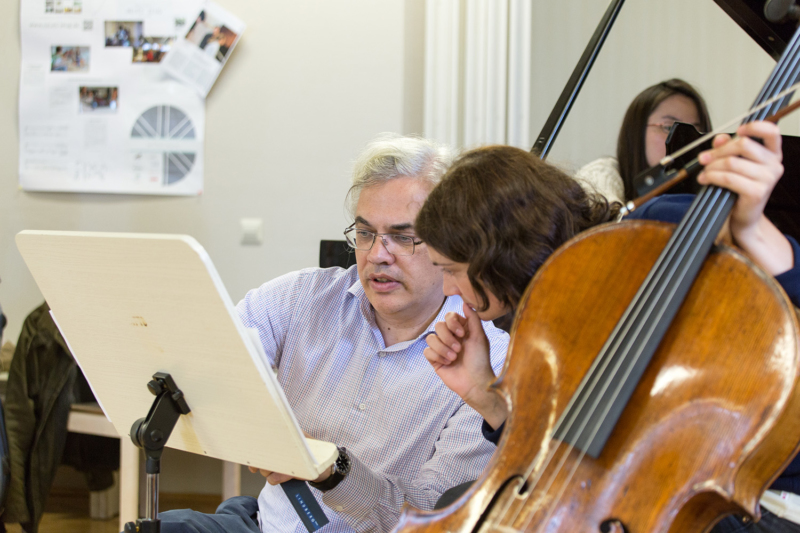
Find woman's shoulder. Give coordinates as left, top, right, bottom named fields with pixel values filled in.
left=574, top=157, right=624, bottom=205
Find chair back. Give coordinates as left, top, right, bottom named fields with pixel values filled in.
left=319, top=240, right=356, bottom=269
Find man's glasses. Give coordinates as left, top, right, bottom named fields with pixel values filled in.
left=343, top=224, right=423, bottom=256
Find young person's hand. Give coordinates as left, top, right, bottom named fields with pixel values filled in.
left=698, top=120, right=793, bottom=276
left=424, top=302, right=507, bottom=429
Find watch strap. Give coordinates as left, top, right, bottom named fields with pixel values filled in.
left=308, top=446, right=350, bottom=492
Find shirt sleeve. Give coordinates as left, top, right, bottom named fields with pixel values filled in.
left=573, top=157, right=625, bottom=206
left=775, top=236, right=800, bottom=308
left=623, top=194, right=694, bottom=224
left=235, top=269, right=310, bottom=367
left=319, top=324, right=510, bottom=533
left=481, top=420, right=504, bottom=444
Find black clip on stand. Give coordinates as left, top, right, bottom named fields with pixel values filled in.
left=123, top=372, right=191, bottom=533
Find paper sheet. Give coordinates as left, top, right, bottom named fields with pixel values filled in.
left=162, top=2, right=245, bottom=97
left=19, top=0, right=206, bottom=195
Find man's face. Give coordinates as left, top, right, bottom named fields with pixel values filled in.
left=354, top=176, right=444, bottom=325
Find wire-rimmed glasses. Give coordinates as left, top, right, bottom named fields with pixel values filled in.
left=343, top=224, right=423, bottom=256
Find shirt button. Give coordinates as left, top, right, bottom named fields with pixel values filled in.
left=358, top=403, right=366, bottom=411
left=335, top=506, right=343, bottom=512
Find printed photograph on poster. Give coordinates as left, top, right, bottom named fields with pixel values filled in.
left=185, top=10, right=238, bottom=63
left=161, top=1, right=245, bottom=97
left=46, top=0, right=82, bottom=14
left=105, top=21, right=143, bottom=47
left=79, top=87, right=118, bottom=113
left=51, top=46, right=89, bottom=72
left=133, top=38, right=174, bottom=63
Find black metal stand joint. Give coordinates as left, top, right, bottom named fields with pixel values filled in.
left=124, top=372, right=191, bottom=533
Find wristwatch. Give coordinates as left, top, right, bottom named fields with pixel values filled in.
left=308, top=446, right=351, bottom=492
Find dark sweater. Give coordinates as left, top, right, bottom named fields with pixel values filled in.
left=482, top=194, right=800, bottom=493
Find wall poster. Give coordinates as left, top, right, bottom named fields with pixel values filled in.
left=19, top=0, right=207, bottom=195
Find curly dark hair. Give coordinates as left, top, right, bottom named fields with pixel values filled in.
left=617, top=78, right=712, bottom=201
left=415, top=145, right=619, bottom=313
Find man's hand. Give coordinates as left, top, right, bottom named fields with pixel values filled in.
left=424, top=302, right=507, bottom=430
left=248, top=432, right=333, bottom=485
left=248, top=465, right=332, bottom=486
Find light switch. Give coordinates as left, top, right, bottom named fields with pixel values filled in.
left=240, top=218, right=263, bottom=245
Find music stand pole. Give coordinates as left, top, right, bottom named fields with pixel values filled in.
left=123, top=372, right=191, bottom=533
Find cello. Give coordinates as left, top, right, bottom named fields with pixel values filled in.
left=394, top=11, right=800, bottom=533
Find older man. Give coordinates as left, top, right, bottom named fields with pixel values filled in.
left=158, top=134, right=509, bottom=533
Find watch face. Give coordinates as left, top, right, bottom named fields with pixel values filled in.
left=336, top=447, right=351, bottom=476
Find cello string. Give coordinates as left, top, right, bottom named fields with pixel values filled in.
left=538, top=31, right=800, bottom=488
left=545, top=52, right=800, bottom=471
left=525, top=106, right=771, bottom=528
left=526, top=39, right=800, bottom=529
left=753, top=29, right=800, bottom=118
left=503, top=54, right=800, bottom=532
left=751, top=25, right=800, bottom=116
left=535, top=68, right=800, bottom=470
left=493, top=188, right=720, bottom=531
left=495, top=34, right=800, bottom=531
left=522, top=189, right=732, bottom=532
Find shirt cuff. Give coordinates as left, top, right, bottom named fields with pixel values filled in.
left=320, top=453, right=379, bottom=521
left=481, top=419, right=504, bottom=445
left=775, top=236, right=800, bottom=309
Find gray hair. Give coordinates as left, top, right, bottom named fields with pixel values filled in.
left=346, top=133, right=456, bottom=218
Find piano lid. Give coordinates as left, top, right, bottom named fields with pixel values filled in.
left=715, top=0, right=799, bottom=60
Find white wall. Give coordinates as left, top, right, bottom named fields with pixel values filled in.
left=1, top=0, right=425, bottom=346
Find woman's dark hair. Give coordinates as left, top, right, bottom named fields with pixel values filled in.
left=415, top=145, right=619, bottom=313
left=617, top=78, right=712, bottom=201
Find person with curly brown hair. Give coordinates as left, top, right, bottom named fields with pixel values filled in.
left=415, top=121, right=796, bottom=434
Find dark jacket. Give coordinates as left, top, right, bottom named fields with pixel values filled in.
left=2, top=303, right=117, bottom=532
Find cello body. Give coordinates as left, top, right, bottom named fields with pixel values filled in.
left=395, top=220, right=800, bottom=533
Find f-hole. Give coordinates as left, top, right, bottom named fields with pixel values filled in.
left=600, top=518, right=629, bottom=533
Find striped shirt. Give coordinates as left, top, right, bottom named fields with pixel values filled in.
left=237, top=266, right=509, bottom=532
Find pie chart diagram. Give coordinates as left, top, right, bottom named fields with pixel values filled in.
left=131, top=105, right=196, bottom=185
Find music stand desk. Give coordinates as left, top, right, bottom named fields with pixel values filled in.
left=15, top=231, right=338, bottom=504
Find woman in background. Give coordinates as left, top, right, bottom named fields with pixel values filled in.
left=576, top=78, right=712, bottom=203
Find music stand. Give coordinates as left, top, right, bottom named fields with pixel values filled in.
left=15, top=230, right=338, bottom=532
